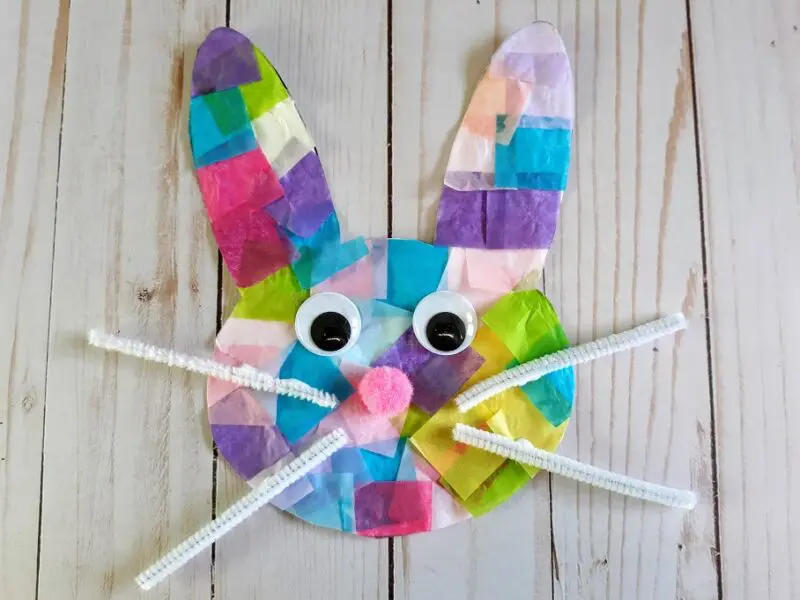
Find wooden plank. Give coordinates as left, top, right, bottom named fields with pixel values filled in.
left=394, top=0, right=719, bottom=598
left=36, top=0, right=224, bottom=597
left=0, top=0, right=68, bottom=598
left=212, top=2, right=390, bottom=598
left=540, top=0, right=719, bottom=598
left=391, top=3, right=554, bottom=599
left=690, top=0, right=800, bottom=597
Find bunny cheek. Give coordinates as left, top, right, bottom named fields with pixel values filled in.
left=207, top=318, right=298, bottom=480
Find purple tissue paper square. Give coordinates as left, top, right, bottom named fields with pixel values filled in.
left=372, top=329, right=431, bottom=377
left=192, top=28, right=261, bottom=97
left=486, top=189, right=559, bottom=249
left=434, top=186, right=485, bottom=248
left=372, top=330, right=484, bottom=414
left=268, top=152, right=335, bottom=238
left=412, top=348, right=484, bottom=413
left=211, top=423, right=291, bottom=480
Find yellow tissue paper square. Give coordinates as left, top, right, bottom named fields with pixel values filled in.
left=441, top=442, right=506, bottom=500
left=400, top=405, right=431, bottom=438
left=482, top=388, right=566, bottom=455
left=481, top=290, right=569, bottom=363
left=410, top=400, right=480, bottom=482
left=464, top=325, right=515, bottom=387
left=241, top=51, right=290, bottom=120
left=233, top=266, right=309, bottom=323
left=459, top=461, right=532, bottom=516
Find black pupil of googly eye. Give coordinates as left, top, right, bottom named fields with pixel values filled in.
left=310, top=312, right=351, bottom=352
left=426, top=312, right=466, bottom=353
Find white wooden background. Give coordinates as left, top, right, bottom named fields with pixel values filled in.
left=1, top=0, right=798, bottom=598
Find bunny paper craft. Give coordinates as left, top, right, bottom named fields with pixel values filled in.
left=89, top=23, right=694, bottom=590
left=193, top=21, right=576, bottom=535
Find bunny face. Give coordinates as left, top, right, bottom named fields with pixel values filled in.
left=192, top=24, right=575, bottom=536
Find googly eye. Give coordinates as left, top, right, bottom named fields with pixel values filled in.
left=295, top=292, right=361, bottom=356
left=412, top=291, right=478, bottom=355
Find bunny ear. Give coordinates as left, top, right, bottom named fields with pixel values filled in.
left=434, top=22, right=573, bottom=251
left=189, top=28, right=339, bottom=288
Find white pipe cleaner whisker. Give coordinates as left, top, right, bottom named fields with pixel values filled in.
left=87, top=330, right=338, bottom=408
left=135, top=428, right=349, bottom=591
left=453, top=424, right=696, bottom=509
left=455, top=313, right=687, bottom=412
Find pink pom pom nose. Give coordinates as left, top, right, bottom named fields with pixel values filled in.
left=357, top=367, right=413, bottom=416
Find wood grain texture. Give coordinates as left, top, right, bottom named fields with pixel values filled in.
left=542, top=1, right=718, bottom=598
left=36, top=0, right=223, bottom=597
left=391, top=3, right=554, bottom=599
left=3, top=0, right=797, bottom=598
left=212, top=2, right=390, bottom=599
left=0, top=0, right=68, bottom=598
left=690, top=0, right=800, bottom=598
